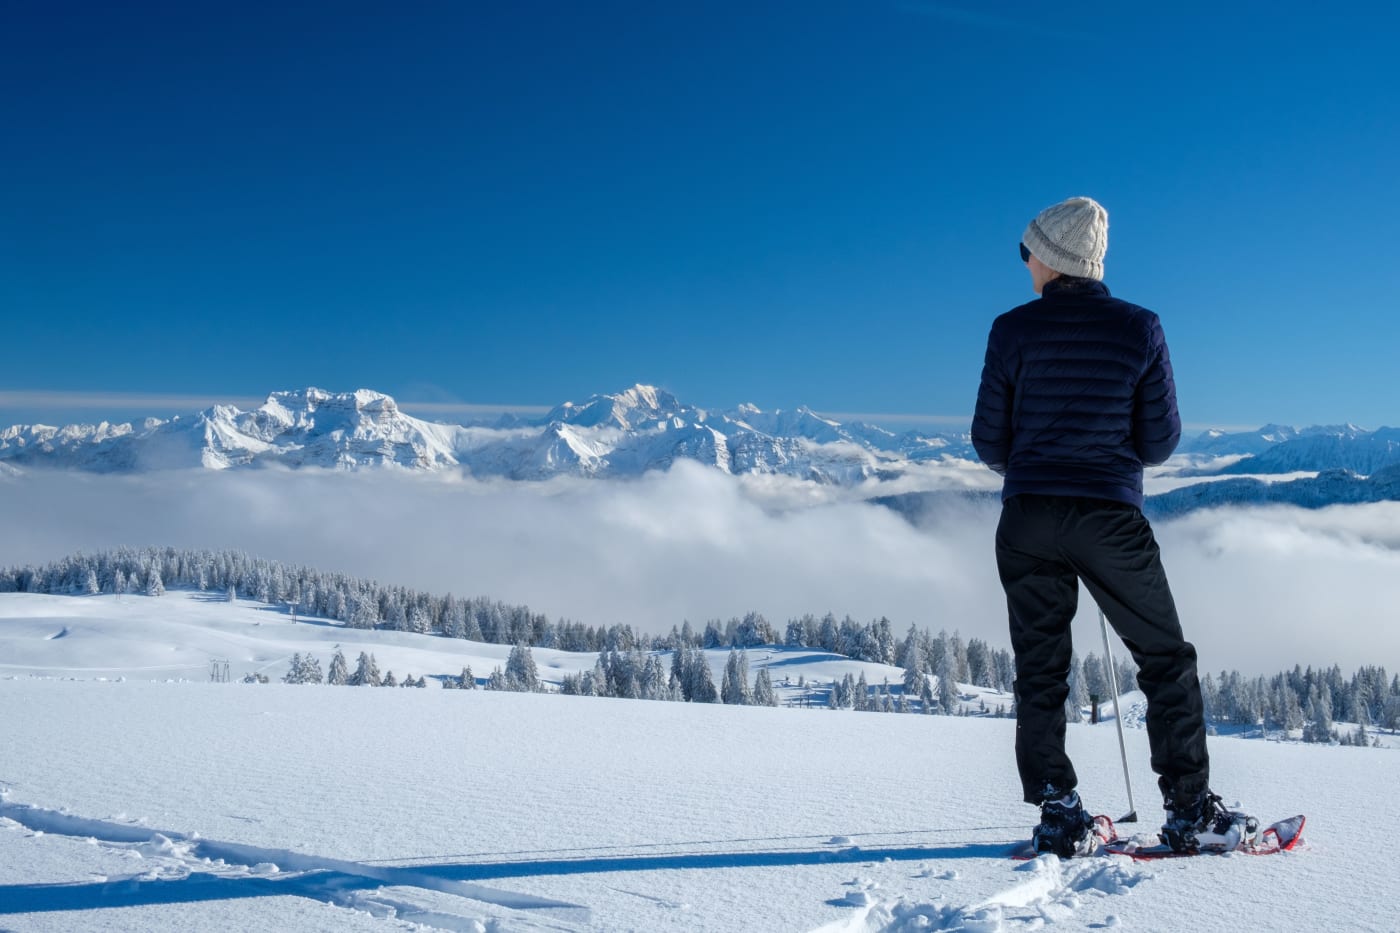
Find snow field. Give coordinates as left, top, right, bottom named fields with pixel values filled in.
left=3, top=675, right=1397, bottom=932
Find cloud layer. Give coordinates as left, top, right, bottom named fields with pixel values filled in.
left=3, top=465, right=1397, bottom=675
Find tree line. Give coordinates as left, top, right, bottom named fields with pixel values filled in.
left=4, top=547, right=1395, bottom=742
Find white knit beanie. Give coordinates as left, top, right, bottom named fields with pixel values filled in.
left=1022, top=196, right=1109, bottom=280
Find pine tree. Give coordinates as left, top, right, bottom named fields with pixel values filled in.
left=349, top=651, right=381, bottom=687
left=753, top=668, right=777, bottom=707
left=146, top=568, right=165, bottom=597
left=936, top=648, right=957, bottom=714
left=505, top=644, right=540, bottom=692
left=1065, top=652, right=1087, bottom=723
left=721, top=649, right=751, bottom=705
left=383, top=670, right=399, bottom=688
left=327, top=650, right=350, bottom=685
left=784, top=619, right=807, bottom=647
left=84, top=569, right=100, bottom=595
left=690, top=652, right=719, bottom=703
left=283, top=653, right=305, bottom=684
left=902, top=642, right=926, bottom=697
left=1303, top=688, right=1335, bottom=743
left=301, top=654, right=323, bottom=684
left=457, top=666, right=475, bottom=690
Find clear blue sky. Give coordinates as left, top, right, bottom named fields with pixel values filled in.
left=3, top=1, right=1396, bottom=431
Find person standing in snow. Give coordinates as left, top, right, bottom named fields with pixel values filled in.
left=972, top=196, right=1251, bottom=856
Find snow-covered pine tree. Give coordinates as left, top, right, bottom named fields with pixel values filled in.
left=753, top=668, right=777, bottom=707
left=349, top=594, right=379, bottom=630
left=457, top=666, right=475, bottom=690
left=839, top=672, right=856, bottom=710
left=1082, top=653, right=1108, bottom=704
left=301, top=654, right=323, bottom=684
left=1303, top=688, right=1335, bottom=743
left=327, top=649, right=350, bottom=685
left=671, top=646, right=686, bottom=696
left=854, top=671, right=870, bottom=712
left=349, top=651, right=381, bottom=687
left=505, top=644, right=540, bottom=692
left=146, top=568, right=165, bottom=597
left=641, top=654, right=667, bottom=700
left=83, top=569, right=100, bottom=595
left=965, top=637, right=991, bottom=687
left=902, top=642, right=926, bottom=698
left=1116, top=654, right=1138, bottom=694
left=690, top=651, right=719, bottom=703
left=784, top=618, right=807, bottom=647
left=1065, top=652, right=1087, bottom=723
left=721, top=649, right=751, bottom=705
left=486, top=666, right=508, bottom=691
left=383, top=670, right=398, bottom=687
left=283, top=653, right=304, bottom=684
left=920, top=674, right=936, bottom=714
left=702, top=620, right=724, bottom=649
left=936, top=649, right=957, bottom=714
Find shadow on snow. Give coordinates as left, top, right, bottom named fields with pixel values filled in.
left=0, top=840, right=1013, bottom=916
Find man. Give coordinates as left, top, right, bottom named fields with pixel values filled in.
left=972, top=196, right=1252, bottom=856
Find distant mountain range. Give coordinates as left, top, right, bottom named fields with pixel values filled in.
left=3, top=385, right=1399, bottom=516
left=0, top=385, right=972, bottom=483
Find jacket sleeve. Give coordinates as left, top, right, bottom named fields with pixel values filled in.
left=1133, top=314, right=1181, bottom=465
left=971, top=321, right=1012, bottom=475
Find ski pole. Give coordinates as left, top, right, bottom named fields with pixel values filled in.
left=1098, top=605, right=1138, bottom=823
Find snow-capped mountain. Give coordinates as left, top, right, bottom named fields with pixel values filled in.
left=0, top=388, right=464, bottom=472
left=4, top=386, right=1398, bottom=514
left=1212, top=427, right=1400, bottom=476
left=0, top=385, right=975, bottom=482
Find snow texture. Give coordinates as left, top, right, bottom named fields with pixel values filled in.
left=2, top=592, right=1397, bottom=931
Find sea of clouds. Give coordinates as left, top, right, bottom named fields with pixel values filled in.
left=3, top=462, right=1398, bottom=675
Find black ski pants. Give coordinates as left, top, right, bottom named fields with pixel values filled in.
left=995, top=494, right=1209, bottom=807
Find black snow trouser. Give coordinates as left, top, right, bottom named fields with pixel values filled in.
left=995, top=494, right=1209, bottom=807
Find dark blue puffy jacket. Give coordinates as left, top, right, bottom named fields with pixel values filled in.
left=971, top=277, right=1180, bottom=509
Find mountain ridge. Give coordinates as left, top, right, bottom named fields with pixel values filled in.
left=4, top=386, right=1400, bottom=517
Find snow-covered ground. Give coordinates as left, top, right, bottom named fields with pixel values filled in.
left=2, top=593, right=1397, bottom=932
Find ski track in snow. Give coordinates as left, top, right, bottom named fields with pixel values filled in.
left=0, top=800, right=588, bottom=931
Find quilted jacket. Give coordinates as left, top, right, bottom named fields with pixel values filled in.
left=971, top=277, right=1180, bottom=508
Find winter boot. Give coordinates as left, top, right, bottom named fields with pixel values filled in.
left=1032, top=790, right=1099, bottom=858
left=1160, top=791, right=1260, bottom=853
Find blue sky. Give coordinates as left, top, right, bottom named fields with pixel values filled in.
left=3, top=1, right=1396, bottom=432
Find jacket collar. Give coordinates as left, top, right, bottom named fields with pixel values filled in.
left=1042, top=277, right=1110, bottom=299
